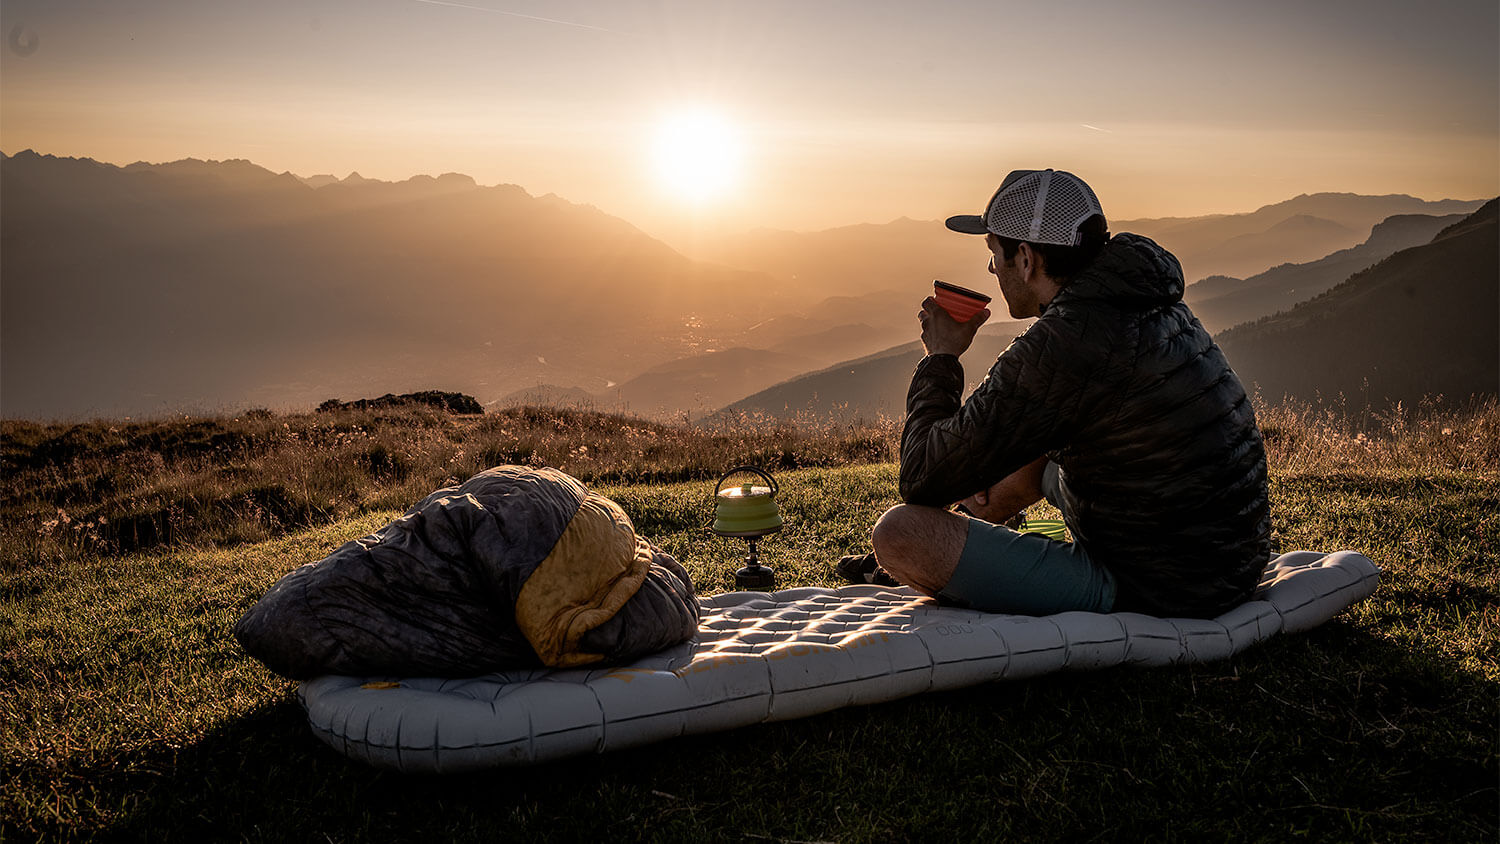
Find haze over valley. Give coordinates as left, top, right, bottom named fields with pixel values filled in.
left=1, top=150, right=1493, bottom=421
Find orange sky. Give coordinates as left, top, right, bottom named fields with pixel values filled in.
left=2, top=1, right=1496, bottom=246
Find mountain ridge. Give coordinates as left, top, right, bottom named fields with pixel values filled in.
left=1216, top=199, right=1497, bottom=406
left=724, top=201, right=1498, bottom=418
left=0, top=150, right=795, bottom=419
left=2, top=148, right=1490, bottom=420
left=1184, top=211, right=1469, bottom=334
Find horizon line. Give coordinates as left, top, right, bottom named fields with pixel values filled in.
left=1, top=146, right=1493, bottom=232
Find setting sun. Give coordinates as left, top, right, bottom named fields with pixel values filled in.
left=650, top=109, right=744, bottom=203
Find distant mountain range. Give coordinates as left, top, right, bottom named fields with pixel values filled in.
left=724, top=329, right=1025, bottom=421
left=726, top=202, right=1498, bottom=418
left=1216, top=199, right=1498, bottom=407
left=703, top=193, right=1487, bottom=292
left=1, top=149, right=1491, bottom=420
left=1115, top=193, right=1485, bottom=281
left=1184, top=212, right=1469, bottom=335
left=495, top=312, right=1033, bottom=417
left=611, top=194, right=1487, bottom=417
left=1, top=150, right=790, bottom=419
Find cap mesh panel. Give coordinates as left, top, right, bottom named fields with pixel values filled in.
left=988, top=180, right=1040, bottom=240
left=984, top=170, right=1103, bottom=246
left=1040, top=179, right=1086, bottom=245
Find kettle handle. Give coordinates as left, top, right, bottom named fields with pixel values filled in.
left=714, top=465, right=778, bottom=497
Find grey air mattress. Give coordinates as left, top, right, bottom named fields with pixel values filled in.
left=298, top=549, right=1379, bottom=772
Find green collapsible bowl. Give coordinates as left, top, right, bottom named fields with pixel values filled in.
left=1019, top=518, right=1069, bottom=542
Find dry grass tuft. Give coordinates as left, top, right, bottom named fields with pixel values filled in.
left=4, top=394, right=1493, bottom=576
left=1257, top=394, right=1499, bottom=476
left=0, top=405, right=900, bottom=575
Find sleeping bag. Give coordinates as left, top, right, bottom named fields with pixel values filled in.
left=234, top=466, right=700, bottom=679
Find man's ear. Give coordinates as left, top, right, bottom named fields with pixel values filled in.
left=1016, top=242, right=1040, bottom=281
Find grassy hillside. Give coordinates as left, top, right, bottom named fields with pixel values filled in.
left=3, top=400, right=1497, bottom=841
left=0, top=405, right=899, bottom=575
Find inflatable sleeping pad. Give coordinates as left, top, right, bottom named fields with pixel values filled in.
left=299, top=549, right=1378, bottom=772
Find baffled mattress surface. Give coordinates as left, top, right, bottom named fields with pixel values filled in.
left=299, top=550, right=1379, bottom=773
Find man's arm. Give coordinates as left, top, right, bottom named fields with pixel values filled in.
left=959, top=456, right=1048, bottom=523
left=898, top=318, right=1074, bottom=507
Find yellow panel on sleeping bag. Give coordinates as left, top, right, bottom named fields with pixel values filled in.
left=515, top=492, right=654, bottom=667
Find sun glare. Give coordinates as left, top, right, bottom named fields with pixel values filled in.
left=650, top=109, right=743, bottom=203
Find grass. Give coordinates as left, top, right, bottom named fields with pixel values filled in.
left=0, top=405, right=899, bottom=576
left=2, top=399, right=1497, bottom=841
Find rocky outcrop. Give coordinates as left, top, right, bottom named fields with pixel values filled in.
left=317, top=391, right=484, bottom=414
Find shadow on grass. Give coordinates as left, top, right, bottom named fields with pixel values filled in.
left=80, top=622, right=1497, bottom=843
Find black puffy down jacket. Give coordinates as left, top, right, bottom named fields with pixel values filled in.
left=900, top=234, right=1271, bottom=617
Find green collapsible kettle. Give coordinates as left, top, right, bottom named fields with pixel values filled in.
left=711, top=466, right=783, bottom=589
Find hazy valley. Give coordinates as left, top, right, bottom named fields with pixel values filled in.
left=1, top=149, right=1493, bottom=421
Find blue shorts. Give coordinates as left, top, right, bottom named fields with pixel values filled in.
left=935, top=462, right=1116, bottom=615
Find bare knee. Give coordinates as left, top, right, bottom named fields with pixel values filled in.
left=871, top=504, right=966, bottom=595
left=871, top=505, right=926, bottom=560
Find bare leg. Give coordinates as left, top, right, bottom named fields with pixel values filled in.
left=870, top=504, right=969, bottom=596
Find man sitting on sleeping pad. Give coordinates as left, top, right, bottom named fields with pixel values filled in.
left=840, top=169, right=1271, bottom=618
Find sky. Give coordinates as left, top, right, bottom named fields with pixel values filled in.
left=2, top=0, right=1496, bottom=246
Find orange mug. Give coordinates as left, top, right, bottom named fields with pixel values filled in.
left=933, top=280, right=992, bottom=322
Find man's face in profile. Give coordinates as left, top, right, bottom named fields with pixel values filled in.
left=986, top=235, right=1035, bottom=319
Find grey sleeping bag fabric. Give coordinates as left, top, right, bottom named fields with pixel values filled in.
left=234, top=466, right=699, bottom=680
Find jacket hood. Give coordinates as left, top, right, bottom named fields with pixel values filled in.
left=1052, top=233, right=1184, bottom=310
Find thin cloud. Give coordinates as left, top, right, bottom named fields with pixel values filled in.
left=1081, top=124, right=1112, bottom=133
left=410, top=0, right=613, bottom=33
